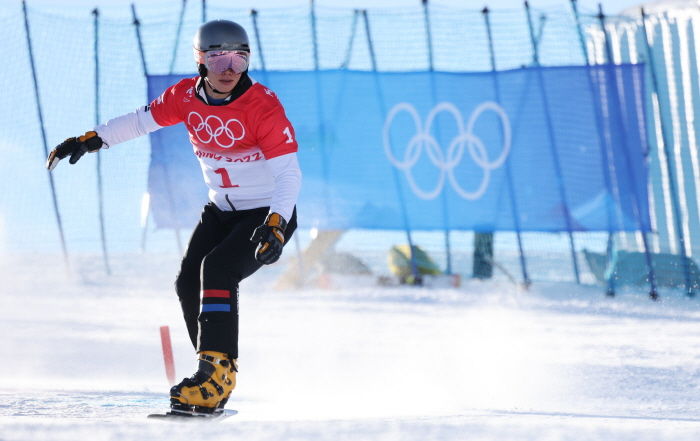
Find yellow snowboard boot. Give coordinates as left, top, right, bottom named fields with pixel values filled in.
left=170, top=351, right=237, bottom=415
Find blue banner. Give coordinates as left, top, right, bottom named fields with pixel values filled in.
left=147, top=64, right=650, bottom=232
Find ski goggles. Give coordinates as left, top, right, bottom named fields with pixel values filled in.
left=195, top=49, right=249, bottom=74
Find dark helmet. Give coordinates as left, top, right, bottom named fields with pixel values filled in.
left=194, top=19, right=249, bottom=53
left=193, top=20, right=250, bottom=76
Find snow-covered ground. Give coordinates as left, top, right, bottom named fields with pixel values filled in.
left=0, top=253, right=699, bottom=440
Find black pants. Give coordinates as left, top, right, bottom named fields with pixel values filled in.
left=175, top=203, right=297, bottom=358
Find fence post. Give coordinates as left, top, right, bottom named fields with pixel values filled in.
left=535, top=12, right=547, bottom=53
left=482, top=7, right=531, bottom=288
left=363, top=9, right=421, bottom=283
left=340, top=9, right=360, bottom=69
left=310, top=0, right=320, bottom=71
left=309, top=0, right=338, bottom=234
left=251, top=9, right=267, bottom=74
left=93, top=8, right=111, bottom=275
left=422, top=0, right=454, bottom=275
left=594, top=4, right=659, bottom=300
left=571, top=0, right=617, bottom=296
left=570, top=0, right=590, bottom=64
left=132, top=4, right=151, bottom=253
left=596, top=4, right=620, bottom=298
left=250, top=8, right=305, bottom=286
left=524, top=0, right=581, bottom=284
left=421, top=0, right=434, bottom=70
left=169, top=0, right=187, bottom=75
left=22, top=0, right=70, bottom=270
left=640, top=8, right=693, bottom=296
left=131, top=3, right=183, bottom=255
left=592, top=4, right=659, bottom=300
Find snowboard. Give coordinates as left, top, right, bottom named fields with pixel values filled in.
left=148, top=409, right=237, bottom=421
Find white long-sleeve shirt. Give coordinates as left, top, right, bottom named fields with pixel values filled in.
left=95, top=76, right=301, bottom=222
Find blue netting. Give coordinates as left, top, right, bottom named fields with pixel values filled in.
left=1, top=1, right=697, bottom=288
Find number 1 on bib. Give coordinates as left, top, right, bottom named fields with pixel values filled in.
left=214, top=168, right=239, bottom=188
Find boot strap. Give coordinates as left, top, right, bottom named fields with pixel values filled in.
left=199, top=354, right=238, bottom=371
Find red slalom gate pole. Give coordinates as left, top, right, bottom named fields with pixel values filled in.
left=159, top=325, right=176, bottom=386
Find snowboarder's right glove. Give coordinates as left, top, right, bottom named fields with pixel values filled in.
left=46, top=131, right=104, bottom=170
left=250, top=212, right=287, bottom=265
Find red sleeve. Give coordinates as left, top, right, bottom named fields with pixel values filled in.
left=255, top=101, right=299, bottom=159
left=149, top=79, right=190, bottom=127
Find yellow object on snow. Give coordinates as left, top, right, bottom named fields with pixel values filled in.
left=388, top=244, right=442, bottom=281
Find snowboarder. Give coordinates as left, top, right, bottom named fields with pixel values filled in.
left=46, top=19, right=301, bottom=416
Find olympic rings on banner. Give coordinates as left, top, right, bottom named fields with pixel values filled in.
left=383, top=101, right=511, bottom=200
left=187, top=111, right=246, bottom=148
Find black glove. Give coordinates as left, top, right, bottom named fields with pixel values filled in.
left=250, top=212, right=287, bottom=265
left=46, top=131, right=104, bottom=170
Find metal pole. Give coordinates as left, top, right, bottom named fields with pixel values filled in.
left=422, top=0, right=434, bottom=70
left=132, top=3, right=183, bottom=255
left=333, top=10, right=360, bottom=127
left=482, top=7, right=531, bottom=288
left=535, top=13, right=547, bottom=53
left=596, top=4, right=619, bottom=298
left=131, top=4, right=148, bottom=86
left=571, top=0, right=590, bottom=64
left=22, top=0, right=70, bottom=269
left=341, top=9, right=360, bottom=69
left=293, top=233, right=306, bottom=287
left=140, top=193, right=150, bottom=253
left=310, top=0, right=320, bottom=71
left=310, top=0, right=333, bottom=218
left=132, top=3, right=152, bottom=254
left=641, top=8, right=693, bottom=296
left=572, top=0, right=617, bottom=296
left=595, top=4, right=659, bottom=299
left=201, top=0, right=206, bottom=23
left=93, top=8, right=111, bottom=275
left=169, top=0, right=187, bottom=75
left=250, top=8, right=304, bottom=284
left=422, top=0, right=453, bottom=274
left=251, top=9, right=266, bottom=73
left=363, top=9, right=421, bottom=283
left=524, top=0, right=581, bottom=283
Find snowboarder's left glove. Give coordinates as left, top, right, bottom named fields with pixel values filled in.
left=46, top=131, right=104, bottom=170
left=250, top=212, right=287, bottom=265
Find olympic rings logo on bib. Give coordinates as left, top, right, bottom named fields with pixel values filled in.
left=187, top=111, right=246, bottom=148
left=383, top=101, right=511, bottom=200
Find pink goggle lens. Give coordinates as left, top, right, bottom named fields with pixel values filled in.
left=202, top=50, right=249, bottom=74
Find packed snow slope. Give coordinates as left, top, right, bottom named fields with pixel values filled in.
left=0, top=253, right=699, bottom=441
